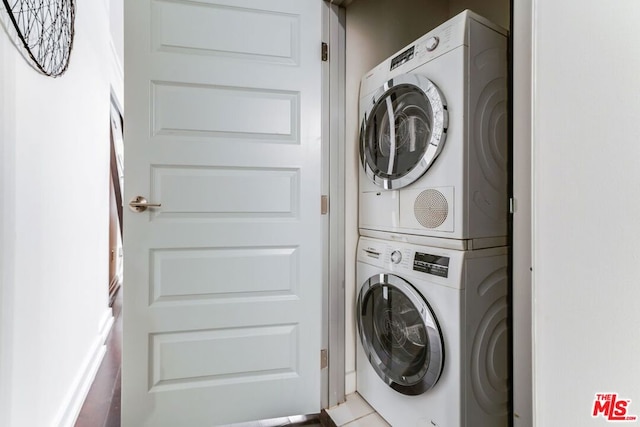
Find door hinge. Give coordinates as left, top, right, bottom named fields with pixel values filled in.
left=509, top=197, right=515, bottom=214
left=321, top=42, right=328, bottom=61
left=321, top=195, right=329, bottom=215
left=320, top=349, right=328, bottom=369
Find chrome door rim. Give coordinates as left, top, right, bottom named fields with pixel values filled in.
left=357, top=273, right=445, bottom=395
left=360, top=74, right=448, bottom=190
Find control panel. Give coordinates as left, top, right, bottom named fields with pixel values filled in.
left=388, top=22, right=457, bottom=72
left=413, top=252, right=450, bottom=278
left=390, top=46, right=415, bottom=71
left=359, top=239, right=451, bottom=279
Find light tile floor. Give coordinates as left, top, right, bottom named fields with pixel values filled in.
left=325, top=393, right=390, bottom=427
left=220, top=393, right=389, bottom=427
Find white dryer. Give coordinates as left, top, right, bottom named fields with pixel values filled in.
left=356, top=236, right=508, bottom=427
left=359, top=10, right=508, bottom=246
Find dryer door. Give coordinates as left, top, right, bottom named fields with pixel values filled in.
left=357, top=273, right=444, bottom=396
left=360, top=75, right=448, bottom=189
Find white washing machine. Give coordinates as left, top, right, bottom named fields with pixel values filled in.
left=356, top=236, right=509, bottom=427
left=359, top=10, right=508, bottom=247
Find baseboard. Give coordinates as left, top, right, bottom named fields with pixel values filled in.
left=98, top=307, right=115, bottom=344
left=53, top=308, right=114, bottom=427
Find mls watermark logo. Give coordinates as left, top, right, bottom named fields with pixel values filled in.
left=593, top=393, right=638, bottom=422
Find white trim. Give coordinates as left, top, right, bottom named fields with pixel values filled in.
left=53, top=308, right=114, bottom=427
left=98, top=307, right=116, bottom=344
left=530, top=0, right=539, bottom=425
left=513, top=0, right=534, bottom=425
left=322, top=1, right=347, bottom=409
left=109, top=37, right=124, bottom=112
left=326, top=2, right=347, bottom=409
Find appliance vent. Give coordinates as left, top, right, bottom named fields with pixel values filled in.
left=414, top=189, right=448, bottom=228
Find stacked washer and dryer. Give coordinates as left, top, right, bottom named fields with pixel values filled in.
left=355, top=10, right=509, bottom=427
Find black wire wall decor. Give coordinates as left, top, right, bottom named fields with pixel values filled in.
left=0, top=0, right=75, bottom=77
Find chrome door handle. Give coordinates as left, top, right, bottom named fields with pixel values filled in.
left=128, top=196, right=161, bottom=213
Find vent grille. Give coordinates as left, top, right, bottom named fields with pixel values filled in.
left=414, top=189, right=448, bottom=228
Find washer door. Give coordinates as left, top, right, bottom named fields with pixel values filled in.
left=357, top=273, right=444, bottom=395
left=360, top=74, right=448, bottom=190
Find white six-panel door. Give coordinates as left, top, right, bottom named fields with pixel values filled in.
left=122, top=1, right=323, bottom=425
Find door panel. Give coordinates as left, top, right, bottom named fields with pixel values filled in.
left=123, top=1, right=323, bottom=425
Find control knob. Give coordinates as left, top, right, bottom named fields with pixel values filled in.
left=426, top=36, right=439, bottom=52
left=391, top=250, right=403, bottom=264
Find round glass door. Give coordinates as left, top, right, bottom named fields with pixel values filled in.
left=357, top=273, right=444, bottom=395
left=360, top=74, right=448, bottom=190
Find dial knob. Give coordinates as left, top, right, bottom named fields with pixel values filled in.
left=426, top=36, right=440, bottom=52
left=391, top=250, right=402, bottom=264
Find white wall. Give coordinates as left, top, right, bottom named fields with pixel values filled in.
left=344, top=0, right=450, bottom=394
left=0, top=1, right=120, bottom=425
left=0, top=22, right=18, bottom=427
left=109, top=0, right=124, bottom=70
left=532, top=1, right=640, bottom=425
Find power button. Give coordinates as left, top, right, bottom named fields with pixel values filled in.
left=426, top=36, right=439, bottom=52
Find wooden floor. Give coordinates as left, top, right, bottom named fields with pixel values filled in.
left=75, top=289, right=122, bottom=427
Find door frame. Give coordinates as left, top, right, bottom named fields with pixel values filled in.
left=511, top=0, right=533, bottom=425
left=323, top=0, right=346, bottom=409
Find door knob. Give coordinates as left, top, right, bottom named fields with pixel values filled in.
left=128, top=196, right=161, bottom=213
